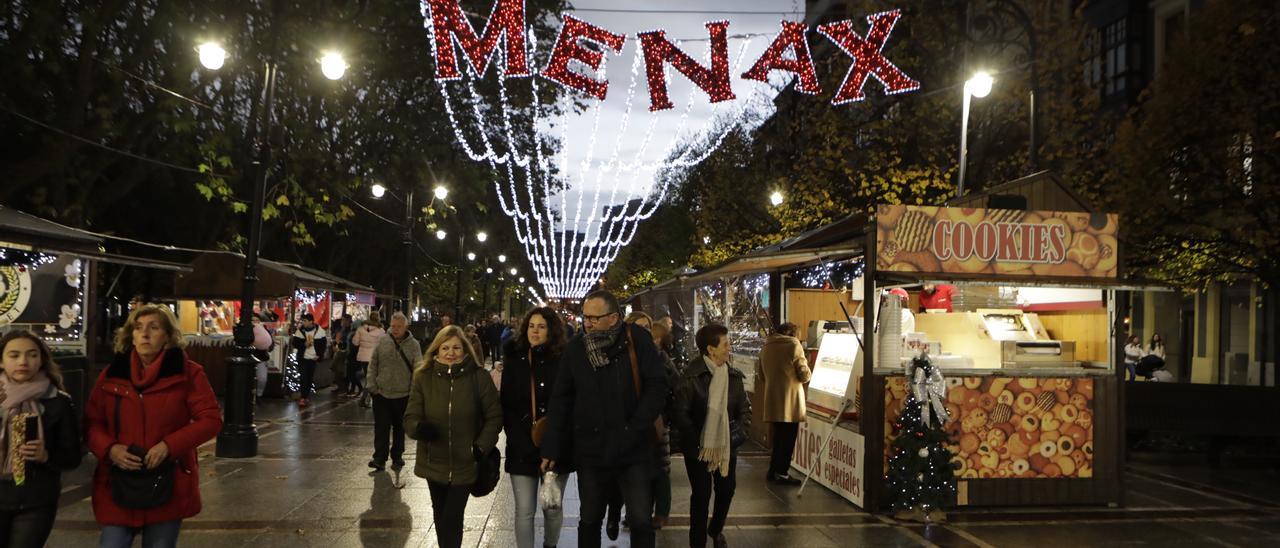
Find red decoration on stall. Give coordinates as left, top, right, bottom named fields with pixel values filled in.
left=740, top=21, right=822, bottom=95
left=637, top=21, right=736, bottom=112
left=426, top=0, right=529, bottom=80
left=816, top=10, right=920, bottom=105
left=540, top=15, right=626, bottom=100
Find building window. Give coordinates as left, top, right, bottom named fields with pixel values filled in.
left=1086, top=18, right=1128, bottom=98
left=1152, top=0, right=1191, bottom=74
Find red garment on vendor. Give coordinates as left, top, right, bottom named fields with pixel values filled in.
left=919, top=284, right=955, bottom=312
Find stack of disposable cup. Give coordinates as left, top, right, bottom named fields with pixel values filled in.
left=879, top=294, right=904, bottom=369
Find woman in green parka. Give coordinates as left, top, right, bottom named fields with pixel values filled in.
left=404, top=324, right=502, bottom=548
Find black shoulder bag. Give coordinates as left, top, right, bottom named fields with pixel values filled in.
left=470, top=370, right=501, bottom=497
left=109, top=395, right=176, bottom=510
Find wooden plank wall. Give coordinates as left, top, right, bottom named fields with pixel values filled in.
left=786, top=289, right=863, bottom=346
left=1038, top=309, right=1109, bottom=362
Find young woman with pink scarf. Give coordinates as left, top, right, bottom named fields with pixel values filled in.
left=0, top=330, right=82, bottom=547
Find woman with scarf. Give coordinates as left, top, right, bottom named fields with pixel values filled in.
left=671, top=324, right=751, bottom=548
left=501, top=307, right=570, bottom=548
left=85, top=304, right=223, bottom=548
left=0, top=331, right=82, bottom=547
left=404, top=325, right=502, bottom=548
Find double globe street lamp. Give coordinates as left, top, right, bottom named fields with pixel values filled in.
left=200, top=40, right=348, bottom=458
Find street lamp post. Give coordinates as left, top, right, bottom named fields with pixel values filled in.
left=203, top=38, right=346, bottom=458
left=402, top=188, right=414, bottom=314
left=218, top=59, right=276, bottom=458
left=967, top=0, right=1040, bottom=175
left=958, top=71, right=993, bottom=197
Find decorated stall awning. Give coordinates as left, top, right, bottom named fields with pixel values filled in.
left=684, top=244, right=862, bottom=285
left=0, top=205, right=102, bottom=257
left=174, top=252, right=361, bottom=300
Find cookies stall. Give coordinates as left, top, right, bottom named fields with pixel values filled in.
left=862, top=194, right=1129, bottom=509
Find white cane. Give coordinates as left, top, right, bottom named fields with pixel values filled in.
left=797, top=397, right=854, bottom=498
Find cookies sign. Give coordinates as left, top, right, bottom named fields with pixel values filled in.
left=884, top=376, right=1095, bottom=479
left=876, top=205, right=1119, bottom=279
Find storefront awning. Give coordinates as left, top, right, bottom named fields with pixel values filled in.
left=683, top=244, right=862, bottom=285
left=0, top=205, right=102, bottom=255
left=280, top=262, right=376, bottom=294
left=174, top=252, right=352, bottom=299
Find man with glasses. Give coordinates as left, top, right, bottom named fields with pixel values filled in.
left=540, top=290, right=668, bottom=548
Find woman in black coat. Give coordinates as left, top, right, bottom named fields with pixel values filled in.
left=0, top=330, right=83, bottom=548
left=500, top=307, right=571, bottom=548
left=672, top=324, right=751, bottom=548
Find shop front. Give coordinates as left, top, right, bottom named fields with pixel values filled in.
left=861, top=202, right=1127, bottom=508
left=174, top=252, right=376, bottom=398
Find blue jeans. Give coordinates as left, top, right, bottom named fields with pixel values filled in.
left=577, top=462, right=655, bottom=548
left=100, top=520, right=182, bottom=548
left=511, top=472, right=570, bottom=548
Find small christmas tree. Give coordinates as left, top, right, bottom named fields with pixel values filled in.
left=885, top=355, right=956, bottom=522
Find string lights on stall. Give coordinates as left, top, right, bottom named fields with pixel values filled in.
left=0, top=248, right=56, bottom=270
left=794, top=259, right=865, bottom=289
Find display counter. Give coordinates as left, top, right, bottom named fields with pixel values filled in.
left=876, top=368, right=1121, bottom=506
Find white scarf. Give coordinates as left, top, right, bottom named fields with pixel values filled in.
left=698, top=356, right=731, bottom=477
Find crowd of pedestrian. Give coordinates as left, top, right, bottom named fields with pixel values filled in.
left=0, top=287, right=826, bottom=547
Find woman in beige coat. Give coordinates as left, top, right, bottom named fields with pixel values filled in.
left=756, top=323, right=811, bottom=484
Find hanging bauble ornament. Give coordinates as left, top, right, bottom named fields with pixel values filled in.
left=918, top=447, right=929, bottom=458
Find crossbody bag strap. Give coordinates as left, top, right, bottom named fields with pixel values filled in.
left=393, top=337, right=415, bottom=375
left=528, top=348, right=537, bottom=424
left=627, top=327, right=640, bottom=398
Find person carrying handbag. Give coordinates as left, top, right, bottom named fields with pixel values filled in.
left=500, top=308, right=572, bottom=548
left=367, top=312, right=420, bottom=471
left=539, top=290, right=668, bottom=548
left=84, top=304, right=222, bottom=548
left=404, top=325, right=502, bottom=548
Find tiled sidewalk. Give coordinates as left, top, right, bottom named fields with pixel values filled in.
left=47, top=393, right=1280, bottom=547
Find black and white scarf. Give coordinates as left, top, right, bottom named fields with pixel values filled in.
left=583, top=323, right=622, bottom=370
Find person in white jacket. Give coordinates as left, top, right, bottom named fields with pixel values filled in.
left=1124, top=335, right=1142, bottom=381
left=349, top=311, right=386, bottom=402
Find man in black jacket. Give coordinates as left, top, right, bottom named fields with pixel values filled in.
left=541, top=290, right=667, bottom=548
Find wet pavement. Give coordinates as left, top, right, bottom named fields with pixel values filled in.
left=49, top=391, right=1280, bottom=547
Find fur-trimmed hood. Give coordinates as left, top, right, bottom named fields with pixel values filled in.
left=105, top=347, right=188, bottom=381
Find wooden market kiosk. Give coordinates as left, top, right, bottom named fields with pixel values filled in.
left=668, top=175, right=1134, bottom=510
left=848, top=176, right=1132, bottom=510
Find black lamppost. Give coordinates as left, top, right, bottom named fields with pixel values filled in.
left=199, top=38, right=349, bottom=458
left=964, top=0, right=1040, bottom=184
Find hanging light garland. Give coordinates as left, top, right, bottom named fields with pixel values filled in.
left=426, top=4, right=763, bottom=300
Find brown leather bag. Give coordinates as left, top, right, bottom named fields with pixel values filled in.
left=626, top=327, right=665, bottom=444
left=529, top=348, right=550, bottom=447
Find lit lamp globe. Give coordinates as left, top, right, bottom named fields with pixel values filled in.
left=965, top=71, right=994, bottom=98
left=769, top=191, right=784, bottom=206
left=318, top=51, right=348, bottom=80
left=476, top=231, right=488, bottom=243
left=435, top=229, right=447, bottom=240
left=198, top=42, right=226, bottom=70
left=433, top=186, right=449, bottom=200
left=370, top=183, right=387, bottom=199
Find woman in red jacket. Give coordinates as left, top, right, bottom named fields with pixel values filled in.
left=84, top=304, right=222, bottom=548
